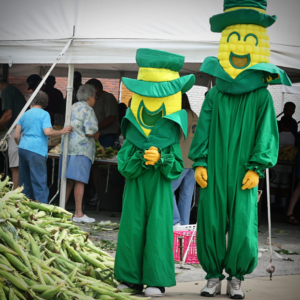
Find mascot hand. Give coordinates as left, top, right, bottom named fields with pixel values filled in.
left=242, top=170, right=259, bottom=190
left=195, top=166, right=208, bottom=188
left=144, top=147, right=161, bottom=165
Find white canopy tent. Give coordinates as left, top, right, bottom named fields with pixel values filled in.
left=0, top=0, right=300, bottom=84
left=0, top=0, right=299, bottom=208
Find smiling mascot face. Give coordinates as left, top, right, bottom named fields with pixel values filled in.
left=218, top=24, right=271, bottom=79
left=131, top=91, right=181, bottom=137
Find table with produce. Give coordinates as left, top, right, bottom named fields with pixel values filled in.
left=49, top=141, right=119, bottom=163
left=47, top=140, right=120, bottom=205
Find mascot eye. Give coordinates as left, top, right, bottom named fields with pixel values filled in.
left=227, top=31, right=240, bottom=43
left=244, top=33, right=259, bottom=46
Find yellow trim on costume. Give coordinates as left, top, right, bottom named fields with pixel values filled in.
left=224, top=7, right=266, bottom=14
left=137, top=68, right=179, bottom=82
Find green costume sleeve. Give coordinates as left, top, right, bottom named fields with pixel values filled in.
left=244, top=89, right=279, bottom=177
left=188, top=92, right=213, bottom=170
left=157, top=143, right=184, bottom=181
left=117, top=139, right=148, bottom=179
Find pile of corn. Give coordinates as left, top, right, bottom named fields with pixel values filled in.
left=0, top=176, right=147, bottom=300
left=278, top=145, right=298, bottom=162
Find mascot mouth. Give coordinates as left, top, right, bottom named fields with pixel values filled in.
left=137, top=100, right=166, bottom=129
left=230, top=52, right=251, bottom=69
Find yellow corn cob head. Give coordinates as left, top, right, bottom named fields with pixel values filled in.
left=218, top=24, right=271, bottom=79
left=123, top=49, right=195, bottom=137
left=131, top=92, right=181, bottom=137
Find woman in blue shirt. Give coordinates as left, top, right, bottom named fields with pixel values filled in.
left=14, top=91, right=72, bottom=203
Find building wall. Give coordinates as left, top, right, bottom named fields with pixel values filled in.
left=7, top=76, right=300, bottom=124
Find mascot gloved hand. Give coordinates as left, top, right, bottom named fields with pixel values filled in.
left=144, top=146, right=161, bottom=165
left=242, top=170, right=259, bottom=190
left=195, top=166, right=208, bottom=188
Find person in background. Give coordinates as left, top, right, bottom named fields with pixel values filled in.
left=44, top=75, right=64, bottom=124
left=173, top=94, right=198, bottom=227
left=71, top=71, right=83, bottom=104
left=27, top=74, right=62, bottom=125
left=85, top=78, right=119, bottom=146
left=86, top=79, right=119, bottom=205
left=285, top=150, right=300, bottom=225
left=59, top=84, right=99, bottom=223
left=118, top=103, right=127, bottom=148
left=281, top=102, right=297, bottom=140
left=0, top=75, right=26, bottom=189
left=118, top=102, right=127, bottom=125
left=14, top=91, right=71, bottom=203
left=270, top=116, right=295, bottom=208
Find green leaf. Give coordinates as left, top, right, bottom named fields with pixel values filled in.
left=275, top=249, right=299, bottom=255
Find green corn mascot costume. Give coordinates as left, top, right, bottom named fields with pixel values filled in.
left=188, top=0, right=292, bottom=298
left=114, top=48, right=195, bottom=297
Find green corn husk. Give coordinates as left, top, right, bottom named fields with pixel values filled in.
left=0, top=270, right=28, bottom=291
left=0, top=286, right=6, bottom=300
left=4, top=253, right=37, bottom=280
left=40, top=280, right=65, bottom=299
left=0, top=244, right=18, bottom=256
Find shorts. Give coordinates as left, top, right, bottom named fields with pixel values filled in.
left=58, top=155, right=92, bottom=184
left=270, top=169, right=292, bottom=189
left=8, top=128, right=19, bottom=168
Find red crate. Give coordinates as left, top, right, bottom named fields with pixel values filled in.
left=173, top=230, right=199, bottom=264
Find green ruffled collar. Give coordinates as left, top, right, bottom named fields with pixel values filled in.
left=121, top=108, right=187, bottom=150
left=200, top=57, right=291, bottom=95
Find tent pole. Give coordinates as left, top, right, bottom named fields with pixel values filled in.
left=118, top=72, right=124, bottom=103
left=0, top=38, right=73, bottom=152
left=59, top=64, right=74, bottom=209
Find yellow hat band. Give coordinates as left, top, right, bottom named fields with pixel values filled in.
left=224, top=7, right=266, bottom=14
left=137, top=67, right=179, bottom=82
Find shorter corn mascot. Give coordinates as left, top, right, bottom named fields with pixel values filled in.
left=114, top=49, right=195, bottom=297
left=189, top=0, right=292, bottom=298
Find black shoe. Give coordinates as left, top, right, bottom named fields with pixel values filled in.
left=117, top=282, right=143, bottom=292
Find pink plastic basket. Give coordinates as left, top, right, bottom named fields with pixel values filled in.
left=173, top=228, right=199, bottom=264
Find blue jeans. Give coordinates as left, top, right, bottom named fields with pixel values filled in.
left=99, top=134, right=118, bottom=148
left=172, top=168, right=195, bottom=225
left=18, top=148, right=49, bottom=203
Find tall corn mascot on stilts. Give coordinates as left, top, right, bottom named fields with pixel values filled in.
left=114, top=49, right=195, bottom=297
left=188, top=0, right=292, bottom=298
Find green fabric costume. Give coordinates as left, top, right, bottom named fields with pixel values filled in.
left=189, top=57, right=290, bottom=281
left=114, top=108, right=187, bottom=287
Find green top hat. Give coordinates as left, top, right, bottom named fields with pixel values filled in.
left=122, top=49, right=195, bottom=98
left=210, top=0, right=277, bottom=32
